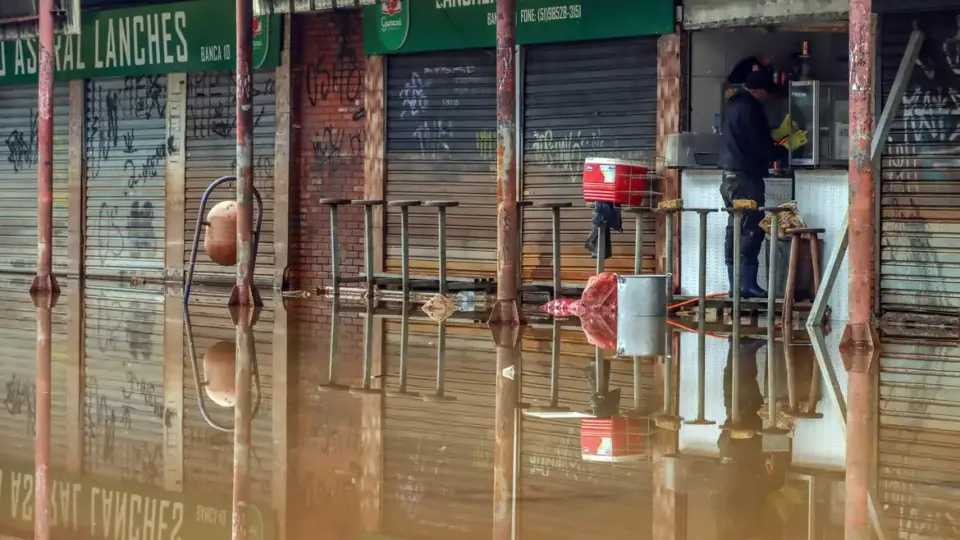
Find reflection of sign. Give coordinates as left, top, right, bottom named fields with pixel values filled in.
left=377, top=0, right=410, bottom=52
left=0, top=461, right=273, bottom=540
left=363, top=0, right=674, bottom=55
left=0, top=0, right=281, bottom=87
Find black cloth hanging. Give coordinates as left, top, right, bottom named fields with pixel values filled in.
left=584, top=202, right=622, bottom=260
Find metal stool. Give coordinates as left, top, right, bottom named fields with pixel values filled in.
left=318, top=302, right=350, bottom=392
left=388, top=200, right=423, bottom=297
left=783, top=327, right=824, bottom=420
left=622, top=207, right=654, bottom=275
left=536, top=202, right=572, bottom=300
left=386, top=300, right=421, bottom=399
left=422, top=320, right=456, bottom=403
left=424, top=200, right=459, bottom=295
left=782, top=228, right=826, bottom=326
left=352, top=199, right=386, bottom=298
left=320, top=198, right=352, bottom=299
left=350, top=302, right=381, bottom=396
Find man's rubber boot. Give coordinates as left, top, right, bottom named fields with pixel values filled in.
left=740, top=262, right=767, bottom=298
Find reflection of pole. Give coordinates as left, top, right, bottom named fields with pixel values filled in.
left=493, top=332, right=520, bottom=540
left=33, top=291, right=57, bottom=540
left=232, top=306, right=255, bottom=540
left=230, top=0, right=260, bottom=307
left=489, top=0, right=521, bottom=326
left=32, top=0, right=58, bottom=294
left=845, top=362, right=873, bottom=540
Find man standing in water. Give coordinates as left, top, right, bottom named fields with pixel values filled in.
left=718, top=69, right=788, bottom=298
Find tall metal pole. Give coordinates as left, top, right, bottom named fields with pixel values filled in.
left=33, top=291, right=56, bottom=540
left=489, top=0, right=522, bottom=326
left=845, top=2, right=877, bottom=539
left=31, top=0, right=58, bottom=294
left=232, top=307, right=255, bottom=540
left=230, top=0, right=260, bottom=307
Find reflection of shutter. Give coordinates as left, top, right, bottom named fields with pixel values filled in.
left=0, top=83, right=69, bottom=273
left=183, top=291, right=274, bottom=502
left=84, top=76, right=167, bottom=280
left=386, top=50, right=498, bottom=278
left=0, top=275, right=70, bottom=466
left=83, top=281, right=165, bottom=487
left=184, top=71, right=276, bottom=285
left=383, top=320, right=495, bottom=537
left=520, top=328, right=655, bottom=538
left=880, top=340, right=960, bottom=540
left=521, top=38, right=658, bottom=284
left=880, top=13, right=960, bottom=317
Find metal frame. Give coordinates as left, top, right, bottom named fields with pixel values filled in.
left=183, top=304, right=264, bottom=432
left=184, top=175, right=264, bottom=304
left=806, top=30, right=924, bottom=328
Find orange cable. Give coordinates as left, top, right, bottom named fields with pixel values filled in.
left=666, top=292, right=728, bottom=311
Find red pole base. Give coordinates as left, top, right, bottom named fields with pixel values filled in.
left=228, top=284, right=263, bottom=308
left=30, top=275, right=60, bottom=296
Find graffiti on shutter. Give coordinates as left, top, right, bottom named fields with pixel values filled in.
left=385, top=50, right=498, bottom=278
left=184, top=70, right=277, bottom=285
left=0, top=275, right=70, bottom=467
left=84, top=76, right=167, bottom=281
left=0, top=83, right=69, bottom=274
left=83, top=280, right=165, bottom=487
left=521, top=38, right=658, bottom=285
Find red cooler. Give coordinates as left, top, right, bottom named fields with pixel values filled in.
left=582, top=158, right=648, bottom=206
left=580, top=417, right=647, bottom=462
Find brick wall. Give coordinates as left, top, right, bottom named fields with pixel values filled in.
left=290, top=10, right=367, bottom=294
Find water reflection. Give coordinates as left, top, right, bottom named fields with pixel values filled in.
left=1, top=277, right=956, bottom=539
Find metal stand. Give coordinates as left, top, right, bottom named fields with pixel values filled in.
left=184, top=304, right=263, bottom=432
left=686, top=209, right=717, bottom=426
left=523, top=318, right=569, bottom=415
left=422, top=320, right=457, bottom=402
left=537, top=202, right=572, bottom=299
left=386, top=300, right=421, bottom=399
left=351, top=300, right=382, bottom=396
left=425, top=201, right=460, bottom=296
left=184, top=175, right=264, bottom=305
left=318, top=302, right=350, bottom=392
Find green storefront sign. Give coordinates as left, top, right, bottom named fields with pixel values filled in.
left=363, top=0, right=675, bottom=55
left=0, top=461, right=273, bottom=540
left=0, top=0, right=282, bottom=86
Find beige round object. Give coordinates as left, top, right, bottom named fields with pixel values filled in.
left=654, top=416, right=682, bottom=432
left=203, top=200, right=238, bottom=266
left=730, top=428, right=757, bottom=440
left=203, top=340, right=236, bottom=407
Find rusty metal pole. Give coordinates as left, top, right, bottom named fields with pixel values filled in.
left=229, top=0, right=260, bottom=307
left=844, top=2, right=877, bottom=539
left=31, top=0, right=58, bottom=294
left=33, top=291, right=56, bottom=540
left=232, top=307, right=255, bottom=540
left=489, top=0, right=522, bottom=326
left=493, top=330, right=520, bottom=540
left=843, top=0, right=877, bottom=350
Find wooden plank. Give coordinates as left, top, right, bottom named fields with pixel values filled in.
left=273, top=15, right=292, bottom=291
left=166, top=73, right=188, bottom=283
left=67, top=80, right=84, bottom=278
left=163, top=284, right=185, bottom=491
left=272, top=292, right=289, bottom=540
left=364, top=55, right=386, bottom=273
left=66, top=281, right=84, bottom=474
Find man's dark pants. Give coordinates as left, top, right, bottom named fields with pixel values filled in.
left=720, top=171, right=765, bottom=266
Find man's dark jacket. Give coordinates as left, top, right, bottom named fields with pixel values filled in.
left=718, top=90, right=777, bottom=179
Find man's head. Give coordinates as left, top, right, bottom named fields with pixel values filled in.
left=743, top=70, right=772, bottom=102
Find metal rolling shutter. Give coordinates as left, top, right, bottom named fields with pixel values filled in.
left=382, top=320, right=495, bottom=538
left=520, top=327, right=655, bottom=538
left=521, top=38, right=658, bottom=285
left=184, top=71, right=276, bottom=285
left=880, top=340, right=960, bottom=539
left=83, top=280, right=165, bottom=486
left=0, top=275, right=70, bottom=467
left=0, top=83, right=69, bottom=274
left=84, top=76, right=167, bottom=281
left=879, top=13, right=960, bottom=317
left=183, top=290, right=274, bottom=503
left=385, top=50, right=498, bottom=278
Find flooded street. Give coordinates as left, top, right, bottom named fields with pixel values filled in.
left=0, top=277, right=950, bottom=540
